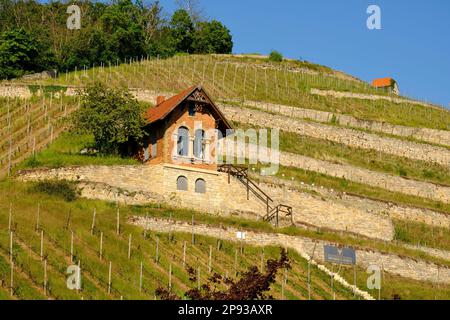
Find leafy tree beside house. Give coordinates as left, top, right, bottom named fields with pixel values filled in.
left=73, top=83, right=147, bottom=156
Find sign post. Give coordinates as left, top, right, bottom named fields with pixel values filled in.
left=324, top=245, right=357, bottom=298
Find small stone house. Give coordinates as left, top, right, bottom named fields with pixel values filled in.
left=132, top=85, right=243, bottom=209
left=127, top=85, right=291, bottom=223
left=372, top=77, right=399, bottom=95
left=138, top=85, right=233, bottom=170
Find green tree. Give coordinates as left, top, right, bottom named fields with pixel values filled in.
left=0, top=1, right=234, bottom=73
left=268, top=50, right=283, bottom=62
left=193, top=20, right=233, bottom=54
left=0, top=28, right=52, bottom=79
left=146, top=26, right=177, bottom=58
left=73, top=83, right=147, bottom=155
left=59, top=27, right=109, bottom=71
left=170, top=9, right=194, bottom=53
left=100, top=0, right=145, bottom=61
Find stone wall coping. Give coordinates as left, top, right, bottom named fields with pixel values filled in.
left=163, top=163, right=220, bottom=176
left=132, top=216, right=449, bottom=296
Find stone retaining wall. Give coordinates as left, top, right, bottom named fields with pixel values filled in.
left=131, top=216, right=375, bottom=300
left=0, top=84, right=32, bottom=99
left=2, top=84, right=448, bottom=147
left=131, top=217, right=450, bottom=285
left=17, top=164, right=395, bottom=241
left=221, top=140, right=449, bottom=204
left=225, top=100, right=450, bottom=146
left=257, top=175, right=450, bottom=229
left=282, top=151, right=450, bottom=203
left=221, top=105, right=450, bottom=167
left=276, top=150, right=450, bottom=204
left=310, top=88, right=441, bottom=109
left=17, top=164, right=265, bottom=219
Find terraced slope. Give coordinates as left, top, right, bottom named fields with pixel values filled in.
left=0, top=180, right=357, bottom=300
left=17, top=54, right=449, bottom=131
left=0, top=96, right=79, bottom=178
left=1, top=54, right=448, bottom=300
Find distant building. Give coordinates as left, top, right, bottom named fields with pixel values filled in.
left=372, top=77, right=399, bottom=95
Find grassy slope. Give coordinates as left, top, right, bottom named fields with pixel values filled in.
left=17, top=132, right=450, bottom=255
left=20, top=132, right=450, bottom=215
left=27, top=54, right=450, bottom=130
left=0, top=179, right=361, bottom=300
left=268, top=166, right=450, bottom=214
left=15, top=132, right=138, bottom=171
left=0, top=95, right=80, bottom=177
left=235, top=121, right=450, bottom=186
left=1, top=179, right=449, bottom=300
left=393, top=219, right=450, bottom=251
left=328, top=262, right=450, bottom=300
left=2, top=54, right=448, bottom=299
left=4, top=130, right=450, bottom=299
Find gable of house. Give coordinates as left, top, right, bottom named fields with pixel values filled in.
left=140, top=85, right=233, bottom=171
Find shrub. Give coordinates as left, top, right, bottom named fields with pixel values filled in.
left=73, top=83, right=147, bottom=156
left=330, top=114, right=338, bottom=125
left=422, top=169, right=435, bottom=179
left=24, top=157, right=41, bottom=168
left=30, top=180, right=80, bottom=202
left=156, top=248, right=290, bottom=300
left=398, top=167, right=408, bottom=177
left=268, top=50, right=283, bottom=62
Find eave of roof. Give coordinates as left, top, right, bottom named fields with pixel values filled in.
left=145, top=85, right=197, bottom=124
left=144, top=85, right=233, bottom=131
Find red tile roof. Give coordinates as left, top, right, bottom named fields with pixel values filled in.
left=144, top=85, right=233, bottom=131
left=372, top=77, right=395, bottom=88
left=145, top=85, right=197, bottom=124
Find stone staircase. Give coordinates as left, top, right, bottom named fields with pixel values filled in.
left=218, top=164, right=293, bottom=226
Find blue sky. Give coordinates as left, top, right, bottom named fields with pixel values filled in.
left=159, top=0, right=450, bottom=108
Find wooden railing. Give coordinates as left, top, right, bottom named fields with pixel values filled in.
left=218, top=164, right=293, bottom=226
left=263, top=204, right=293, bottom=227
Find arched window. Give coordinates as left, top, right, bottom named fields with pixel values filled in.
left=195, top=178, right=206, bottom=194
left=193, top=129, right=205, bottom=159
left=177, top=126, right=189, bottom=156
left=177, top=176, right=188, bottom=191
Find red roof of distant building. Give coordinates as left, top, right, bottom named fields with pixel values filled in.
left=372, top=77, right=395, bottom=88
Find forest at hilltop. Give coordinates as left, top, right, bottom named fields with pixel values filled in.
left=0, top=0, right=233, bottom=79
